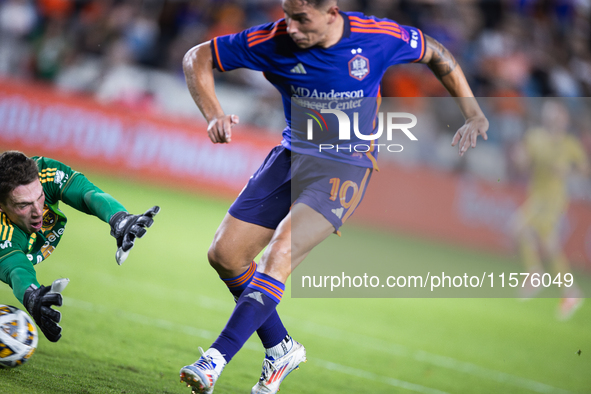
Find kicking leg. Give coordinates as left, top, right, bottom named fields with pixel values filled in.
left=180, top=213, right=290, bottom=393
left=208, top=213, right=291, bottom=348
left=198, top=204, right=333, bottom=393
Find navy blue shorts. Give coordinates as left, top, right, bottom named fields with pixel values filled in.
left=229, top=145, right=372, bottom=231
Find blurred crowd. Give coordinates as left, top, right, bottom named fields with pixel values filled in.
left=2, top=1, right=591, bottom=100
left=0, top=0, right=590, bottom=192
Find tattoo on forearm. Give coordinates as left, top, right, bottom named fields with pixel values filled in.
left=427, top=38, right=458, bottom=79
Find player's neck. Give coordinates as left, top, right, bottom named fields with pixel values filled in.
left=318, top=12, right=344, bottom=49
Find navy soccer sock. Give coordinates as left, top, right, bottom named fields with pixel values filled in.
left=213, top=272, right=285, bottom=362
left=221, top=262, right=288, bottom=348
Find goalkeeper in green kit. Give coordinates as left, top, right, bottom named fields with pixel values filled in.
left=0, top=151, right=159, bottom=342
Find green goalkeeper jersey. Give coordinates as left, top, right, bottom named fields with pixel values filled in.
left=0, top=156, right=126, bottom=302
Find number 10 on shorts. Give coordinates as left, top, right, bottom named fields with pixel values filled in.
left=329, top=178, right=359, bottom=209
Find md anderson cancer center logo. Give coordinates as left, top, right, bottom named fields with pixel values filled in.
left=290, top=87, right=418, bottom=154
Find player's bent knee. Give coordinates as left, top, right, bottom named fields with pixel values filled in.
left=207, top=240, right=247, bottom=275
left=207, top=243, right=227, bottom=270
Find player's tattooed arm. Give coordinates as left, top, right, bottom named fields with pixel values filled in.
left=420, top=35, right=489, bottom=156
left=183, top=42, right=239, bottom=144
left=423, top=36, right=458, bottom=80
left=420, top=35, right=467, bottom=94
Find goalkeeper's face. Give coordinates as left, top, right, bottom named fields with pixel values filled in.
left=0, top=180, right=45, bottom=234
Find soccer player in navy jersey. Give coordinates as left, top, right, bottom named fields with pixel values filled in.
left=180, top=1, right=489, bottom=393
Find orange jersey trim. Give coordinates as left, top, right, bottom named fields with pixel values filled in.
left=365, top=152, right=379, bottom=171
left=248, top=31, right=288, bottom=47
left=413, top=29, right=426, bottom=63
left=349, top=16, right=401, bottom=31
left=350, top=27, right=402, bottom=39
left=350, top=21, right=402, bottom=35
left=247, top=22, right=288, bottom=47
left=366, top=88, right=381, bottom=171
left=212, top=37, right=225, bottom=72
left=247, top=21, right=286, bottom=38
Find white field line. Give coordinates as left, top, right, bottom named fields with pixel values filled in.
left=0, top=285, right=570, bottom=394
left=64, top=297, right=448, bottom=394
left=316, top=359, right=449, bottom=394
left=63, top=296, right=569, bottom=394
left=284, top=318, right=570, bottom=394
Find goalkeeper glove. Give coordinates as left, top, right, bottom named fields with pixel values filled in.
left=109, top=206, right=160, bottom=265
left=23, top=278, right=70, bottom=343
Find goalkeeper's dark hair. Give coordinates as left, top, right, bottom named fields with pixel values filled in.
left=0, top=151, right=39, bottom=204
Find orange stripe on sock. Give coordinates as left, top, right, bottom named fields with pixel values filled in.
left=253, top=277, right=284, bottom=296
left=250, top=282, right=283, bottom=300
left=224, top=262, right=256, bottom=287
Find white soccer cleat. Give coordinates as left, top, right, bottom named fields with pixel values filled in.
left=251, top=340, right=307, bottom=394
left=180, top=347, right=226, bottom=394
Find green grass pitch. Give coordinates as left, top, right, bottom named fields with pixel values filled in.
left=0, top=174, right=589, bottom=393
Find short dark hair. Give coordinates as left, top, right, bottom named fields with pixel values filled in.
left=0, top=151, right=39, bottom=204
left=301, top=0, right=337, bottom=9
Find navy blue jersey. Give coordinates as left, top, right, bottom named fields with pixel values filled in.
left=211, top=11, right=425, bottom=168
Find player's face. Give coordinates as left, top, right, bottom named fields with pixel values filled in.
left=542, top=101, right=569, bottom=135
left=283, top=0, right=338, bottom=48
left=0, top=180, right=45, bottom=234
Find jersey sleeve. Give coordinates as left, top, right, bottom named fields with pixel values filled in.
left=0, top=213, right=36, bottom=303
left=382, top=24, right=426, bottom=65
left=211, top=20, right=286, bottom=72
left=0, top=251, right=39, bottom=304
left=0, top=213, right=29, bottom=262
left=61, top=173, right=127, bottom=223
left=33, top=156, right=79, bottom=206
left=33, top=156, right=126, bottom=223
left=347, top=13, right=425, bottom=66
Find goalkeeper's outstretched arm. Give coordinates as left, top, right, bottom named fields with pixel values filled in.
left=60, top=173, right=160, bottom=265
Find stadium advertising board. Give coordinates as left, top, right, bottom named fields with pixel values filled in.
left=0, top=78, right=276, bottom=198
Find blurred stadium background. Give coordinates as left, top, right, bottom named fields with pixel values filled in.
left=1, top=0, right=591, bottom=393
left=2, top=0, right=591, bottom=189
